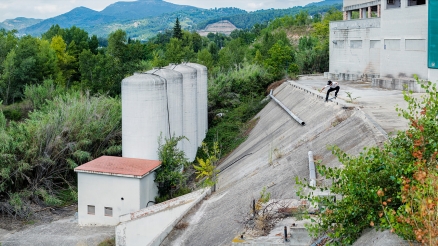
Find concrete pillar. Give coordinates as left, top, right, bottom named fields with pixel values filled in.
left=377, top=4, right=381, bottom=17
left=359, top=8, right=363, bottom=19
left=368, top=6, right=372, bottom=18
left=347, top=11, right=352, bottom=20
left=343, top=11, right=347, bottom=20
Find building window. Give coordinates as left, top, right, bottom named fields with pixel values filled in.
left=350, top=40, right=363, bottom=49
left=408, top=0, right=425, bottom=6
left=87, top=205, right=95, bottom=215
left=104, top=207, right=113, bottom=217
left=384, top=39, right=401, bottom=51
left=406, top=39, right=425, bottom=51
left=333, top=40, right=344, bottom=48
left=387, top=0, right=400, bottom=9
left=370, top=40, right=381, bottom=49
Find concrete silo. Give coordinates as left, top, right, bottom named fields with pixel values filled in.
left=122, top=73, right=169, bottom=160
left=146, top=68, right=184, bottom=152
left=186, top=63, right=208, bottom=146
left=166, top=64, right=198, bottom=162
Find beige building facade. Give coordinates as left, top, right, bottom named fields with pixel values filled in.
left=328, top=0, right=437, bottom=88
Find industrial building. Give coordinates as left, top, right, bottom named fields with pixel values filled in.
left=75, top=156, right=161, bottom=226
left=75, top=63, right=208, bottom=226
left=328, top=0, right=437, bottom=88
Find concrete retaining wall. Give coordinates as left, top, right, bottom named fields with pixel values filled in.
left=115, top=188, right=211, bottom=246
left=372, top=78, right=426, bottom=92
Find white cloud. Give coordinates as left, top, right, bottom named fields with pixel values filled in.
left=34, top=5, right=58, bottom=14
left=247, top=2, right=265, bottom=10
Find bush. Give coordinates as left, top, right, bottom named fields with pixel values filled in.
left=0, top=90, right=122, bottom=217
left=155, top=135, right=190, bottom=201
left=297, top=80, right=438, bottom=245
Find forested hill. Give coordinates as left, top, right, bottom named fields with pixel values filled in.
left=15, top=0, right=342, bottom=40
left=197, top=1, right=343, bottom=30
left=19, top=0, right=200, bottom=37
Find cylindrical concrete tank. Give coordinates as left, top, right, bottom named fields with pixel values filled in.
left=146, top=68, right=184, bottom=153
left=166, top=64, right=198, bottom=162
left=186, top=63, right=208, bottom=146
left=122, top=73, right=169, bottom=160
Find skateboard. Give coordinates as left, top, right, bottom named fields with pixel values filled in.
left=326, top=97, right=336, bottom=102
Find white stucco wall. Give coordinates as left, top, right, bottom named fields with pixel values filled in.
left=116, top=188, right=211, bottom=246
left=428, top=68, right=438, bottom=84
left=139, top=172, right=159, bottom=208
left=380, top=3, right=428, bottom=79
left=330, top=18, right=381, bottom=78
left=78, top=173, right=141, bottom=226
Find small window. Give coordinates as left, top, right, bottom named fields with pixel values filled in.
left=387, top=0, right=400, bottom=9
left=370, top=40, right=381, bottom=49
left=384, top=39, right=400, bottom=51
left=350, top=40, right=363, bottom=49
left=104, top=207, right=113, bottom=217
left=408, top=0, right=425, bottom=6
left=87, top=205, right=95, bottom=215
left=333, top=40, right=345, bottom=48
left=406, top=39, right=425, bottom=51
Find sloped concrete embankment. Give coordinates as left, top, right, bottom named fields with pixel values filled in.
left=162, top=82, right=387, bottom=246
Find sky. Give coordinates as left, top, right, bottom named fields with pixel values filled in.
left=0, top=0, right=320, bottom=22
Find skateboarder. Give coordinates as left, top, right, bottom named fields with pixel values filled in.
left=320, top=80, right=340, bottom=102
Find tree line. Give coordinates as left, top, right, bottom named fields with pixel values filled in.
left=0, top=9, right=342, bottom=217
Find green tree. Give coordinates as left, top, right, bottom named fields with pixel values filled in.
left=173, top=17, right=183, bottom=40
left=42, top=24, right=65, bottom=42
left=264, top=40, right=294, bottom=79
left=197, top=48, right=214, bottom=71
left=0, top=29, right=18, bottom=66
left=88, top=35, right=99, bottom=55
left=107, top=29, right=127, bottom=61
left=165, top=38, right=185, bottom=63
left=0, top=49, right=17, bottom=104
left=155, top=135, right=189, bottom=200
left=50, top=35, right=75, bottom=85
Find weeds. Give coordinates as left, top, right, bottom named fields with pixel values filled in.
left=331, top=114, right=348, bottom=127
left=345, top=91, right=360, bottom=103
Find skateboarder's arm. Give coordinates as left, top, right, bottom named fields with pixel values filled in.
left=319, top=85, right=328, bottom=92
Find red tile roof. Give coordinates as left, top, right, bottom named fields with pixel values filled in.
left=74, top=156, right=162, bottom=178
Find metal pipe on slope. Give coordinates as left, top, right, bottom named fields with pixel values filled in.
left=308, top=151, right=316, bottom=187
left=269, top=89, right=306, bottom=126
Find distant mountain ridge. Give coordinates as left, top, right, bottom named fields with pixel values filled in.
left=20, top=0, right=198, bottom=36
left=0, top=0, right=342, bottom=39
left=0, top=17, right=42, bottom=31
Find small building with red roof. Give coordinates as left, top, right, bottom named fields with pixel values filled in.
left=74, top=156, right=161, bottom=226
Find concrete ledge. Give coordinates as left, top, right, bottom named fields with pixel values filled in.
left=325, top=72, right=379, bottom=82
left=330, top=18, right=380, bottom=30
left=372, top=78, right=426, bottom=93
left=116, top=188, right=211, bottom=246
left=287, top=80, right=354, bottom=108
left=343, top=0, right=381, bottom=11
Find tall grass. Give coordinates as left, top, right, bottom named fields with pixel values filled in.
left=0, top=89, right=121, bottom=218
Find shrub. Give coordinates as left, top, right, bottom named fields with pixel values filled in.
left=296, top=80, right=438, bottom=245
left=155, top=135, right=190, bottom=201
